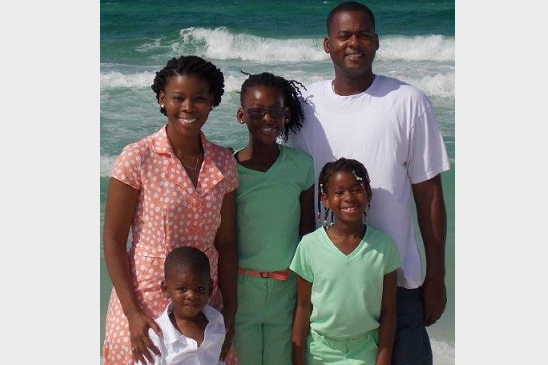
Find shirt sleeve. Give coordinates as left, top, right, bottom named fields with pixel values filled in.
left=110, top=142, right=142, bottom=190
left=224, top=152, right=239, bottom=194
left=303, top=153, right=315, bottom=190
left=290, top=236, right=314, bottom=282
left=384, top=237, right=402, bottom=274
left=407, top=96, right=451, bottom=184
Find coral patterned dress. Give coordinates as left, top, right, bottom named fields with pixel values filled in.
left=103, top=126, right=239, bottom=365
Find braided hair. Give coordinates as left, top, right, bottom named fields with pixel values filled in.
left=151, top=55, right=225, bottom=116
left=317, top=157, right=372, bottom=225
left=239, top=71, right=306, bottom=142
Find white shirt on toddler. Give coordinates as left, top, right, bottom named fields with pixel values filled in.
left=138, top=303, right=226, bottom=365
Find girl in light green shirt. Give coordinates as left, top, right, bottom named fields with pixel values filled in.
left=290, top=158, right=401, bottom=365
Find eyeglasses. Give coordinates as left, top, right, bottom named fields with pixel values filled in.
left=242, top=107, right=287, bottom=121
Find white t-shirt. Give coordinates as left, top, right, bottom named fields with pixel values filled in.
left=286, top=75, right=450, bottom=288
left=142, top=303, right=226, bottom=365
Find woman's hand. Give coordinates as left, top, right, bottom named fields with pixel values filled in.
left=220, top=305, right=236, bottom=360
left=127, top=309, right=162, bottom=364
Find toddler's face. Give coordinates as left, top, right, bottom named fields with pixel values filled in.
left=162, top=269, right=211, bottom=319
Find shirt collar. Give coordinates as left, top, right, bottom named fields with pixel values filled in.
left=151, top=125, right=225, bottom=196
left=157, top=302, right=225, bottom=346
left=150, top=125, right=212, bottom=157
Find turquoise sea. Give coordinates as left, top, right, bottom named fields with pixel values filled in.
left=100, top=0, right=455, bottom=363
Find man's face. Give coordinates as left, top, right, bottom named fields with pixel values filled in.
left=323, top=10, right=379, bottom=79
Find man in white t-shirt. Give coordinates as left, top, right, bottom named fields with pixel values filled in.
left=285, top=2, right=450, bottom=365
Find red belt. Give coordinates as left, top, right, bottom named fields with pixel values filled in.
left=238, top=268, right=290, bottom=281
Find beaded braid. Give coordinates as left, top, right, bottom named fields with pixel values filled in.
left=151, top=55, right=225, bottom=116
left=238, top=70, right=306, bottom=142
left=317, top=157, right=372, bottom=225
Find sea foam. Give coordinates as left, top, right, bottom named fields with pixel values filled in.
left=139, top=27, right=455, bottom=64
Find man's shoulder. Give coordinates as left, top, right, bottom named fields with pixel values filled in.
left=375, top=74, right=429, bottom=100
left=308, top=79, right=330, bottom=89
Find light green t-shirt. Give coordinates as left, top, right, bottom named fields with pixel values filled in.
left=235, top=145, right=314, bottom=271
left=290, top=226, right=401, bottom=339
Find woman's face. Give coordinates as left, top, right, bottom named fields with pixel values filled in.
left=160, top=74, right=214, bottom=136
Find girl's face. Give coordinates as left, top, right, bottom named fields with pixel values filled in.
left=322, top=171, right=369, bottom=224
left=159, top=74, right=214, bottom=136
left=237, top=85, right=289, bottom=145
left=161, top=269, right=212, bottom=320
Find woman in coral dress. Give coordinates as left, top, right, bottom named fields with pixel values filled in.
left=102, top=55, right=239, bottom=365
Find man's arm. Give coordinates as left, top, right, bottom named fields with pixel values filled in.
left=412, top=174, right=447, bottom=326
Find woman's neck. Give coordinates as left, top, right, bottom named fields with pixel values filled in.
left=167, top=129, right=202, bottom=157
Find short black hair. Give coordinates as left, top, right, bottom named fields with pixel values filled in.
left=164, top=246, right=211, bottom=279
left=326, top=1, right=376, bottom=34
left=151, top=55, right=225, bottom=116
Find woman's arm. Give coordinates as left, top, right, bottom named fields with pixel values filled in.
left=103, top=178, right=161, bottom=364
left=375, top=270, right=398, bottom=365
left=213, top=190, right=238, bottom=360
left=292, top=275, right=312, bottom=365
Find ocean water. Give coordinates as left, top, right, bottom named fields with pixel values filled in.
left=100, top=0, right=455, bottom=363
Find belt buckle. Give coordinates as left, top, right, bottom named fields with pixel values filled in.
left=260, top=272, right=269, bottom=278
